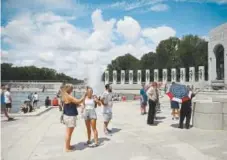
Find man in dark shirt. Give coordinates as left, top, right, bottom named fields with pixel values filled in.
left=179, top=87, right=198, bottom=129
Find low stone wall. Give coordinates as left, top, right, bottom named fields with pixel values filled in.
left=192, top=97, right=227, bottom=130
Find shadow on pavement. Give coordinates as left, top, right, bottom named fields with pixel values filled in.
left=111, top=128, right=121, bottom=134
left=72, top=137, right=110, bottom=151
left=72, top=142, right=87, bottom=151
left=1, top=118, right=18, bottom=122
left=170, top=123, right=179, bottom=128
left=155, top=116, right=166, bottom=120
left=99, top=137, right=110, bottom=145
left=147, top=121, right=163, bottom=126
left=170, top=123, right=193, bottom=129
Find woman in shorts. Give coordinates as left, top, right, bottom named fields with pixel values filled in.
left=81, top=87, right=101, bottom=147
left=61, top=84, right=85, bottom=152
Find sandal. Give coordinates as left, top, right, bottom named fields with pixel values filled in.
left=89, top=143, right=99, bottom=148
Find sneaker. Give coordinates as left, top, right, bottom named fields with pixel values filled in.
left=88, top=143, right=99, bottom=148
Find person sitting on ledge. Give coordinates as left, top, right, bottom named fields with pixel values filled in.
left=45, top=96, right=51, bottom=108
left=21, top=100, right=32, bottom=113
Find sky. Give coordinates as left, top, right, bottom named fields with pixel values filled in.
left=1, top=0, right=227, bottom=79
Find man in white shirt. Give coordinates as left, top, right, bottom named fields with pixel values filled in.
left=33, top=92, right=39, bottom=109
left=4, top=87, right=12, bottom=113
left=101, top=84, right=113, bottom=135
left=146, top=82, right=158, bottom=125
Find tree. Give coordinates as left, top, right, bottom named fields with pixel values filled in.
left=105, top=53, right=140, bottom=82
left=103, top=35, right=208, bottom=82
left=1, top=63, right=83, bottom=84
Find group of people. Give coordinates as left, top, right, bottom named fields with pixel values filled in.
left=140, top=82, right=197, bottom=129
left=27, top=92, right=39, bottom=108
left=20, top=92, right=39, bottom=113
left=1, top=84, right=14, bottom=121
left=59, top=83, right=113, bottom=152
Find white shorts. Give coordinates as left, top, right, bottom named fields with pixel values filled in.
left=63, top=115, right=77, bottom=128
left=103, top=112, right=112, bottom=122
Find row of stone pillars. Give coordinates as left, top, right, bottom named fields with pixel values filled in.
left=105, top=66, right=205, bottom=84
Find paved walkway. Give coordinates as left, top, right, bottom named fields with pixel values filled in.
left=2, top=97, right=227, bottom=160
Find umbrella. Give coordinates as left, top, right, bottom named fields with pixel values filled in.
left=166, top=83, right=192, bottom=103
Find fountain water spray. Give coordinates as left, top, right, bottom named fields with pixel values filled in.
left=83, top=55, right=104, bottom=96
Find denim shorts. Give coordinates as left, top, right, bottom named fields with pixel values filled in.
left=83, top=109, right=97, bottom=120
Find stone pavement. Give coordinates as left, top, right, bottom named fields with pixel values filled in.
left=1, top=97, right=227, bottom=160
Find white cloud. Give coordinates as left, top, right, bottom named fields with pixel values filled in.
left=149, top=4, right=169, bottom=12
left=201, top=35, right=209, bottom=41
left=87, top=9, right=116, bottom=50
left=116, top=16, right=141, bottom=42
left=2, top=10, right=176, bottom=79
left=39, top=52, right=54, bottom=62
left=108, top=0, right=164, bottom=11
left=34, top=12, right=75, bottom=23
left=4, top=0, right=74, bottom=9
left=174, top=0, right=227, bottom=4
left=142, top=26, right=176, bottom=44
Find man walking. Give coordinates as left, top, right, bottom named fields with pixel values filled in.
left=1, top=85, right=13, bottom=121
left=101, top=84, right=113, bottom=135
left=4, top=87, right=12, bottom=113
left=146, top=82, right=158, bottom=125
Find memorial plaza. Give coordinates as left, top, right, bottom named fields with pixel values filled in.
left=1, top=96, right=227, bottom=160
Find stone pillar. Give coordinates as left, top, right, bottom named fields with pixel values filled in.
left=105, top=70, right=109, bottom=84
left=189, top=67, right=195, bottom=82
left=198, top=66, right=205, bottom=82
left=154, top=69, right=159, bottom=82
left=113, top=70, right=117, bottom=84
left=121, top=70, right=125, bottom=84
left=145, top=69, right=150, bottom=85
left=129, top=70, right=133, bottom=84
left=171, top=68, right=176, bottom=82
left=162, top=69, right=168, bottom=83
left=137, top=70, right=142, bottom=84
left=180, top=68, right=186, bottom=83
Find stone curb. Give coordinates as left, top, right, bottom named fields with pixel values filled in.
left=3, top=107, right=53, bottom=117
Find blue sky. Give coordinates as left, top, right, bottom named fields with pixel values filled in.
left=1, top=0, right=227, bottom=78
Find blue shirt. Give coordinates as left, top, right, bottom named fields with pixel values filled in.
left=1, top=91, right=5, bottom=104
left=63, top=103, right=78, bottom=116
left=140, top=88, right=148, bottom=102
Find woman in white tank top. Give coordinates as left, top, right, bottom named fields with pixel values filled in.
left=82, top=87, right=101, bottom=147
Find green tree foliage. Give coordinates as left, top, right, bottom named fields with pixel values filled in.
left=106, top=53, right=141, bottom=82
left=104, top=35, right=208, bottom=82
left=1, top=63, right=83, bottom=84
